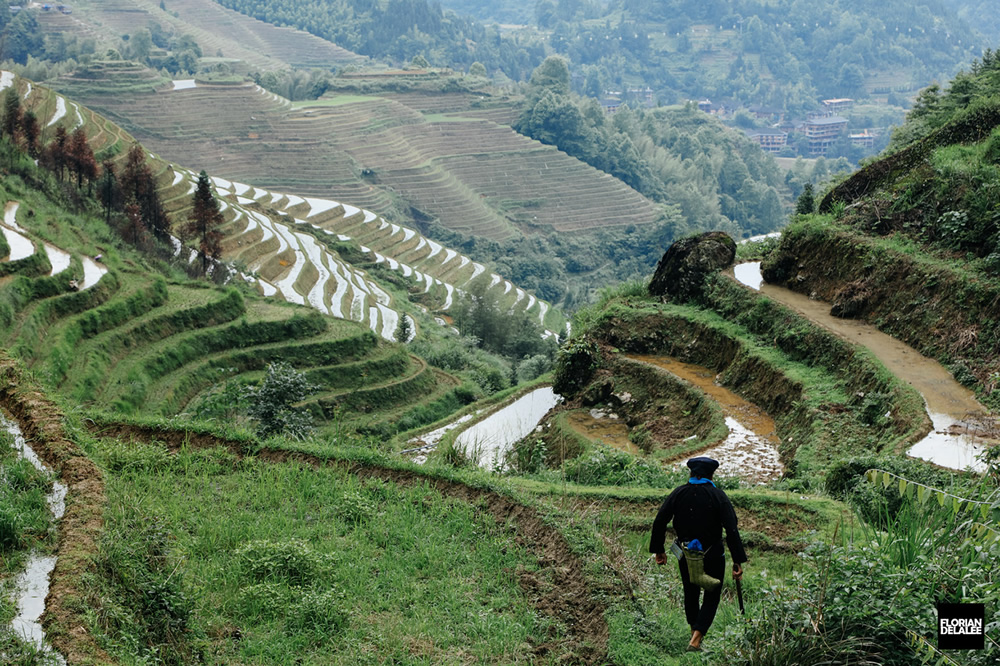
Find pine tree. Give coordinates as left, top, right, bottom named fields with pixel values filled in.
left=99, top=159, right=119, bottom=224
left=1, top=87, right=21, bottom=141
left=120, top=144, right=170, bottom=241
left=184, top=170, right=224, bottom=275
left=795, top=183, right=815, bottom=216
left=42, top=126, right=69, bottom=180
left=122, top=198, right=146, bottom=247
left=67, top=128, right=97, bottom=189
left=19, top=111, right=39, bottom=158
left=395, top=314, right=413, bottom=343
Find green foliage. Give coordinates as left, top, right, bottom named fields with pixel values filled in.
left=236, top=539, right=326, bottom=585
left=91, top=510, right=200, bottom=665
left=734, top=235, right=781, bottom=262
left=391, top=383, right=480, bottom=434
left=451, top=278, right=554, bottom=360
left=515, top=90, right=787, bottom=237
left=826, top=455, right=958, bottom=525
left=560, top=447, right=675, bottom=487
left=0, top=631, right=63, bottom=666
left=503, top=437, right=548, bottom=475
left=393, top=312, right=412, bottom=343
left=0, top=427, right=53, bottom=555
left=515, top=353, right=551, bottom=383
left=213, top=0, right=545, bottom=80
left=721, top=480, right=1000, bottom=665
left=552, top=336, right=599, bottom=396
left=284, top=588, right=349, bottom=638
left=244, top=361, right=318, bottom=439
left=93, top=451, right=554, bottom=662
left=794, top=183, right=815, bottom=216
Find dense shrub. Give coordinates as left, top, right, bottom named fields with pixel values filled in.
left=825, top=454, right=957, bottom=525
left=561, top=447, right=677, bottom=487
left=235, top=539, right=326, bottom=585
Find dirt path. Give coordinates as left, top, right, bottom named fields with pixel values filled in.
left=730, top=263, right=996, bottom=470
left=87, top=421, right=611, bottom=664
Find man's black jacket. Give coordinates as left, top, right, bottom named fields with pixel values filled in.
left=648, top=482, right=748, bottom=563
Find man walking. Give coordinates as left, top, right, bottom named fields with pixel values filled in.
left=650, top=456, right=747, bottom=651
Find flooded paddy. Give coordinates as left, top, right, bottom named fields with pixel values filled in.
left=627, top=355, right=784, bottom=483
left=733, top=262, right=995, bottom=472
left=453, top=386, right=561, bottom=469
left=564, top=409, right=638, bottom=455
left=3, top=413, right=67, bottom=664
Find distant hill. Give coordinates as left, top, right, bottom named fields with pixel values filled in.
left=433, top=0, right=984, bottom=113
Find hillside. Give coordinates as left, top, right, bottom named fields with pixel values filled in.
left=53, top=68, right=662, bottom=241
left=766, top=50, right=1000, bottom=412
left=34, top=0, right=365, bottom=72
left=439, top=0, right=982, bottom=110
left=1, top=64, right=998, bottom=665
left=0, top=70, right=850, bottom=665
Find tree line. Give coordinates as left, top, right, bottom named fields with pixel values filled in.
left=2, top=86, right=223, bottom=277
left=515, top=56, right=787, bottom=237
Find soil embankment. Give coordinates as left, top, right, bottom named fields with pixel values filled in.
left=0, top=356, right=111, bottom=665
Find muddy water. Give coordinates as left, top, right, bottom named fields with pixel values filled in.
left=564, top=409, right=638, bottom=454
left=732, top=262, right=993, bottom=472
left=3, top=413, right=67, bottom=663
left=627, top=355, right=784, bottom=483
left=454, top=386, right=561, bottom=469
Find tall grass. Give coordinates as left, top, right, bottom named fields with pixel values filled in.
left=84, top=439, right=560, bottom=664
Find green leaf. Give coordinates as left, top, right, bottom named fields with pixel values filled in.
left=899, top=478, right=908, bottom=496
left=917, top=485, right=930, bottom=504
left=882, top=470, right=894, bottom=489
left=865, top=469, right=879, bottom=484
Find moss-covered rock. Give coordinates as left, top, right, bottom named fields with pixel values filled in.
left=648, top=231, right=736, bottom=301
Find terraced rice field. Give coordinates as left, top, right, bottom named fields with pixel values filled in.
left=14, top=72, right=563, bottom=344
left=0, top=89, right=462, bottom=434
left=36, top=0, right=364, bottom=72
left=50, top=66, right=663, bottom=243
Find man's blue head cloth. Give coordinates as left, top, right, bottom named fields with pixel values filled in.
left=686, top=456, right=720, bottom=479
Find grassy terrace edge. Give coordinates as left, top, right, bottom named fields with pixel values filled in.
left=563, top=273, right=929, bottom=473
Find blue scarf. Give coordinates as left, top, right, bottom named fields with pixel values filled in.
left=689, top=477, right=715, bottom=486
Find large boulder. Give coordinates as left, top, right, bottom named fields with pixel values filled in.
left=648, top=231, right=736, bottom=301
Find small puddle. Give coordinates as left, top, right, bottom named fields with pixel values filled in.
left=564, top=409, right=638, bottom=454
left=3, top=413, right=67, bottom=663
left=732, top=262, right=995, bottom=472
left=627, top=355, right=784, bottom=483
left=454, top=387, right=561, bottom=469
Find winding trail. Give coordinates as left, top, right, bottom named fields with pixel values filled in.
left=732, top=263, right=994, bottom=471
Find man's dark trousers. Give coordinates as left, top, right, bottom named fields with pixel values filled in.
left=679, top=551, right=725, bottom=634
